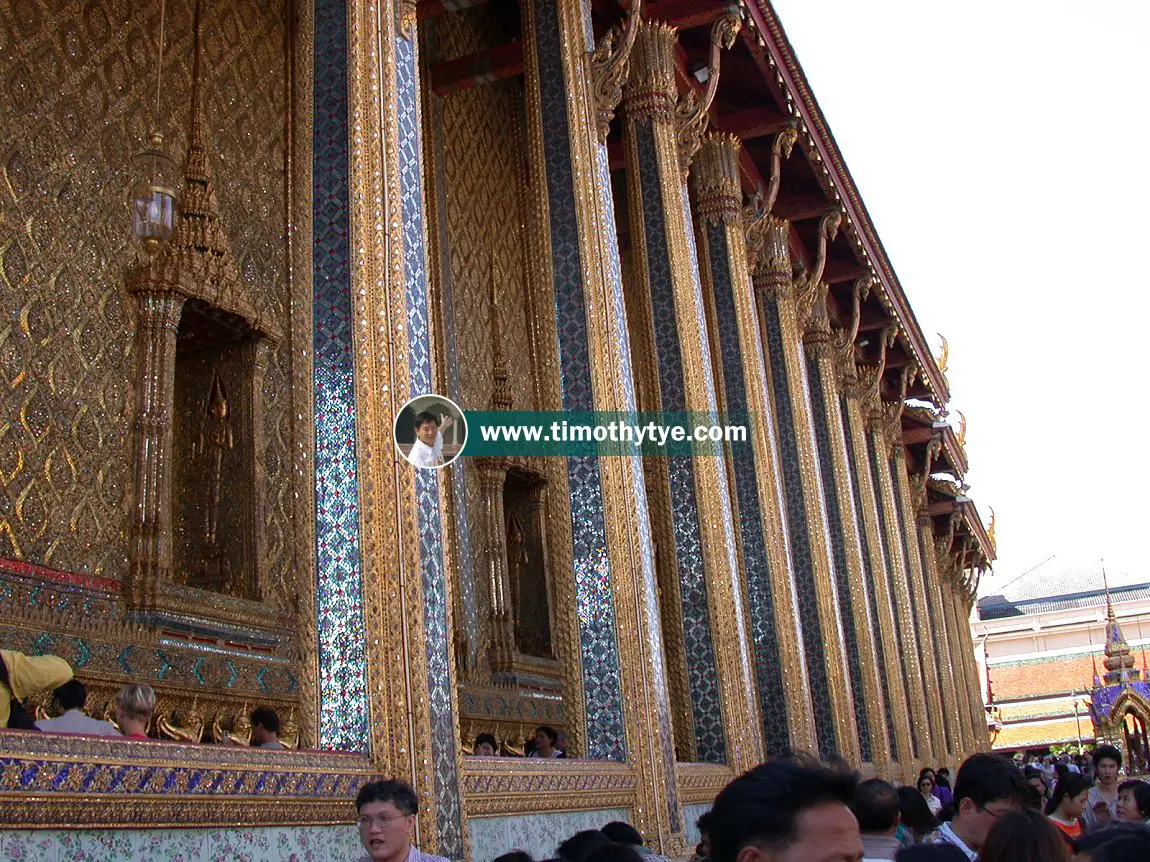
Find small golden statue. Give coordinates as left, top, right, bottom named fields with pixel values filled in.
left=279, top=707, right=300, bottom=749
left=195, top=369, right=234, bottom=550
left=212, top=704, right=252, bottom=746
left=157, top=697, right=205, bottom=743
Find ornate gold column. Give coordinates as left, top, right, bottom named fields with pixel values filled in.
left=890, top=443, right=948, bottom=762
left=865, top=379, right=933, bottom=764
left=749, top=213, right=860, bottom=763
left=838, top=348, right=914, bottom=779
left=800, top=266, right=892, bottom=769
left=519, top=0, right=690, bottom=845
left=915, top=502, right=961, bottom=760
left=691, top=132, right=816, bottom=755
left=955, top=576, right=991, bottom=747
left=620, top=18, right=763, bottom=771
left=938, top=559, right=976, bottom=755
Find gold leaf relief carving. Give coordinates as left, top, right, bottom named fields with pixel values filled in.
left=0, top=0, right=293, bottom=579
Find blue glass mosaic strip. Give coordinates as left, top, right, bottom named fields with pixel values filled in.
left=840, top=396, right=898, bottom=759
left=805, top=355, right=872, bottom=761
left=396, top=33, right=465, bottom=856
left=313, top=0, right=369, bottom=753
left=705, top=222, right=791, bottom=756
left=757, top=296, right=840, bottom=758
left=633, top=124, right=724, bottom=763
left=594, top=138, right=680, bottom=827
left=533, top=0, right=626, bottom=761
left=866, top=433, right=918, bottom=759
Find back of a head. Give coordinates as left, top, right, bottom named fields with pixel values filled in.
left=116, top=683, right=156, bottom=722
left=851, top=778, right=900, bottom=834
left=558, top=830, right=611, bottom=862
left=355, top=779, right=419, bottom=815
left=600, top=822, right=644, bottom=846
left=1076, top=822, right=1150, bottom=862
left=709, top=758, right=858, bottom=862
left=250, top=707, right=280, bottom=734
left=54, top=679, right=86, bottom=711
left=894, top=846, right=969, bottom=862
left=953, top=753, right=1028, bottom=810
left=897, top=786, right=938, bottom=836
left=979, top=807, right=1070, bottom=862
left=583, top=844, right=644, bottom=862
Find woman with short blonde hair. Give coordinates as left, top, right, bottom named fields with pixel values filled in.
left=115, top=683, right=156, bottom=740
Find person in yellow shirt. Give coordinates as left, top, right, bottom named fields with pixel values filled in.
left=0, top=649, right=73, bottom=728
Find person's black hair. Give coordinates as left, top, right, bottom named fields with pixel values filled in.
left=696, top=810, right=711, bottom=835
left=250, top=706, right=280, bottom=734
left=1045, top=772, right=1091, bottom=816
left=414, top=411, right=440, bottom=428
left=1093, top=743, right=1122, bottom=770
left=851, top=778, right=900, bottom=833
left=7, top=697, right=38, bottom=730
left=1075, top=822, right=1150, bottom=861
left=475, top=732, right=497, bottom=751
left=600, top=823, right=643, bottom=846
left=937, top=767, right=951, bottom=778
left=53, top=679, right=87, bottom=711
left=494, top=852, right=534, bottom=862
left=952, top=753, right=1029, bottom=810
left=894, top=846, right=969, bottom=862
left=709, top=757, right=858, bottom=862
left=355, top=779, right=419, bottom=815
left=935, top=769, right=952, bottom=790
left=919, top=767, right=937, bottom=781
left=535, top=725, right=558, bottom=744
left=557, top=830, right=610, bottom=862
left=1054, top=761, right=1069, bottom=783
left=979, top=807, right=1070, bottom=862
left=583, top=845, right=644, bottom=862
left=897, top=785, right=938, bottom=838
left=1120, top=781, right=1150, bottom=819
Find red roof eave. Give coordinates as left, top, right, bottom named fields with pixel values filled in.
left=747, top=0, right=950, bottom=405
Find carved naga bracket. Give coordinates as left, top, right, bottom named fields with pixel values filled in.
left=763, top=126, right=798, bottom=216
left=833, top=276, right=871, bottom=365
left=856, top=323, right=896, bottom=407
left=589, top=0, right=643, bottom=141
left=794, top=210, right=841, bottom=334
left=881, top=361, right=918, bottom=448
left=916, top=436, right=943, bottom=497
left=933, top=512, right=961, bottom=572
left=675, top=8, right=742, bottom=175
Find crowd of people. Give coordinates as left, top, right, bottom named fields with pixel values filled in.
left=351, top=751, right=1150, bottom=862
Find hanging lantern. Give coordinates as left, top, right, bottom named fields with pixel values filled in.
left=130, top=130, right=179, bottom=250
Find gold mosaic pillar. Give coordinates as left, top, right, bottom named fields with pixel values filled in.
left=939, top=565, right=976, bottom=755
left=955, top=579, right=991, bottom=747
left=691, top=133, right=816, bottom=755
left=520, top=0, right=692, bottom=845
left=800, top=276, right=892, bottom=770
left=890, top=447, right=948, bottom=762
left=620, top=19, right=763, bottom=771
left=838, top=356, right=915, bottom=779
left=865, top=388, right=933, bottom=765
left=750, top=214, right=860, bottom=763
left=917, top=507, right=961, bottom=759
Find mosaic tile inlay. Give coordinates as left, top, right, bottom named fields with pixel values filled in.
left=805, top=355, right=872, bottom=761
left=757, top=297, right=839, bottom=758
left=633, top=124, right=724, bottom=763
left=533, top=0, right=626, bottom=761
left=840, top=397, right=898, bottom=759
left=705, top=222, right=791, bottom=756
left=313, top=0, right=369, bottom=753
left=867, top=433, right=918, bottom=758
left=396, top=32, right=465, bottom=857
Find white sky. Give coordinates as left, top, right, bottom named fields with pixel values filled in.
left=768, top=1, right=1150, bottom=592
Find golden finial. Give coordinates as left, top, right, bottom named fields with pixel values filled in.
left=987, top=507, right=996, bottom=553
left=936, top=333, right=949, bottom=374
left=955, top=410, right=967, bottom=447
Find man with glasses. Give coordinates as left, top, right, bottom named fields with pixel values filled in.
left=355, top=779, right=450, bottom=862
left=922, top=753, right=1029, bottom=860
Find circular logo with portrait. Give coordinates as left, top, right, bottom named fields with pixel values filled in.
left=394, top=395, right=467, bottom=469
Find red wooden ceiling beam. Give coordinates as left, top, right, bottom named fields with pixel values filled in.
left=773, top=193, right=835, bottom=222
left=823, top=260, right=866, bottom=284
left=647, top=0, right=729, bottom=30
left=430, top=41, right=524, bottom=96
left=712, top=107, right=792, bottom=141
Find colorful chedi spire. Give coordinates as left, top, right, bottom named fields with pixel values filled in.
left=1101, top=565, right=1140, bottom=685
